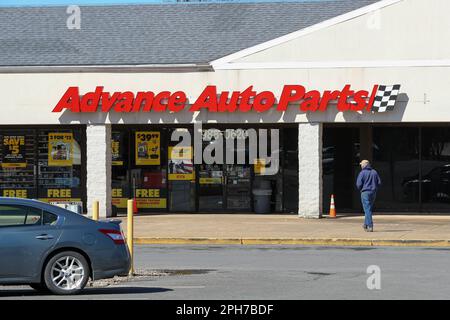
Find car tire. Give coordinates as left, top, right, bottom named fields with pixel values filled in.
left=30, top=283, right=49, bottom=293
left=43, top=251, right=90, bottom=295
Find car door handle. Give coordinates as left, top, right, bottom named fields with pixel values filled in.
left=35, top=234, right=54, bottom=240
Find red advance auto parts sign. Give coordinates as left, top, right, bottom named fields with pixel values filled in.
left=53, top=85, right=401, bottom=114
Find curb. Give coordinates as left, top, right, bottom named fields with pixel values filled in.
left=133, top=238, right=450, bottom=247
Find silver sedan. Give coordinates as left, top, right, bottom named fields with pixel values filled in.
left=0, top=197, right=130, bottom=295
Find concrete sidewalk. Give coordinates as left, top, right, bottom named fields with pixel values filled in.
left=118, top=214, right=450, bottom=247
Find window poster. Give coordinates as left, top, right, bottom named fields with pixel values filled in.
left=168, top=146, right=194, bottom=181
left=112, top=188, right=128, bottom=209
left=1, top=135, right=26, bottom=168
left=135, top=188, right=167, bottom=209
left=135, top=131, right=160, bottom=165
left=48, top=133, right=73, bottom=167
left=112, top=131, right=124, bottom=166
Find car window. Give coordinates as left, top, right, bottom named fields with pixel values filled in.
left=0, top=205, right=42, bottom=227
left=0, top=205, right=28, bottom=227
left=43, top=211, right=58, bottom=226
left=25, top=207, right=43, bottom=225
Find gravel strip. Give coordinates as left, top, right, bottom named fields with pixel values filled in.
left=88, top=269, right=171, bottom=288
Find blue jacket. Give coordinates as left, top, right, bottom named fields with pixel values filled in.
left=356, top=165, right=381, bottom=193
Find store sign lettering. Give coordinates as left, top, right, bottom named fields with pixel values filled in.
left=53, top=85, right=401, bottom=114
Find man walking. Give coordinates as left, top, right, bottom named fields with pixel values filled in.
left=356, top=160, right=381, bottom=232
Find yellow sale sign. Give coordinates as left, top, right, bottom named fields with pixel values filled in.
left=48, top=133, right=73, bottom=166
left=135, top=131, right=160, bottom=165
left=2, top=135, right=26, bottom=168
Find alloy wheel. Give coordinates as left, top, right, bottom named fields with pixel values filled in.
left=50, top=256, right=85, bottom=291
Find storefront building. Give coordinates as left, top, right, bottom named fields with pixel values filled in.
left=0, top=0, right=449, bottom=217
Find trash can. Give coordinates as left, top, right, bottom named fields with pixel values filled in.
left=257, top=179, right=271, bottom=190
left=253, top=189, right=272, bottom=214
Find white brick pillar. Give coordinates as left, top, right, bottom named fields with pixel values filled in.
left=298, top=123, right=323, bottom=219
left=86, top=124, right=112, bottom=218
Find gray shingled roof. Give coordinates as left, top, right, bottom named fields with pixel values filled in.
left=0, top=1, right=379, bottom=66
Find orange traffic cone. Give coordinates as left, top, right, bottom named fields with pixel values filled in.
left=329, top=194, right=336, bottom=218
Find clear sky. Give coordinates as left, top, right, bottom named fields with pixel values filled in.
left=1, top=0, right=327, bottom=7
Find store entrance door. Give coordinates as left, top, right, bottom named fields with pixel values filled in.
left=224, top=164, right=252, bottom=211
left=197, top=128, right=252, bottom=212
left=198, top=163, right=225, bottom=211
left=323, top=126, right=361, bottom=213
left=197, top=164, right=252, bottom=212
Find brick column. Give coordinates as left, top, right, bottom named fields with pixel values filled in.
left=298, top=123, right=323, bottom=219
left=86, top=124, right=112, bottom=218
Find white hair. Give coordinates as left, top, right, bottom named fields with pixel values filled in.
left=360, top=160, right=370, bottom=168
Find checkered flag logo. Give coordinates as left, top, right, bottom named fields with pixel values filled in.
left=372, top=85, right=401, bottom=112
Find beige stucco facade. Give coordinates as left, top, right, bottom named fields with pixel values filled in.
left=0, top=65, right=448, bottom=125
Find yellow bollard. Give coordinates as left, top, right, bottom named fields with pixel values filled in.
left=92, top=201, right=99, bottom=221
left=127, top=199, right=134, bottom=276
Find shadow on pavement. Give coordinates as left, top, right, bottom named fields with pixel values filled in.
left=0, top=286, right=172, bottom=297
left=377, top=230, right=413, bottom=233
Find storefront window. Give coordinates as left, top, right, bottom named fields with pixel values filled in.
left=283, top=127, right=298, bottom=213
left=421, top=127, right=450, bottom=212
left=198, top=129, right=225, bottom=211
left=224, top=128, right=252, bottom=211
left=197, top=127, right=284, bottom=213
left=37, top=129, right=84, bottom=209
left=168, top=128, right=195, bottom=212
left=322, top=127, right=360, bottom=213
left=111, top=125, right=294, bottom=214
left=225, top=163, right=252, bottom=211
left=0, top=129, right=37, bottom=199
left=324, top=125, right=450, bottom=214
left=0, top=127, right=86, bottom=212
left=112, top=127, right=199, bottom=214
left=112, top=130, right=130, bottom=214
left=131, top=130, right=167, bottom=211
left=373, top=127, right=421, bottom=211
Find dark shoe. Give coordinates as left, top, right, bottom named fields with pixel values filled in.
left=363, top=224, right=367, bottom=231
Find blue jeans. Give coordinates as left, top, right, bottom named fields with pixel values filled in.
left=361, top=191, right=376, bottom=228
